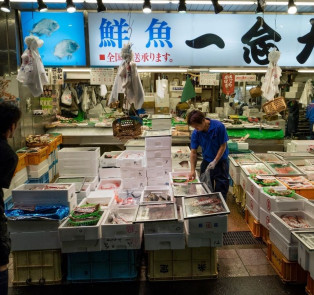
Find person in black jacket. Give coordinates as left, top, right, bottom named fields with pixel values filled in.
left=285, top=100, right=299, bottom=139
left=0, top=102, right=21, bottom=295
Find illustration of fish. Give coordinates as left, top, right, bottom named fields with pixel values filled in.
left=54, top=39, right=79, bottom=59
left=185, top=34, right=225, bottom=49
left=30, top=18, right=60, bottom=37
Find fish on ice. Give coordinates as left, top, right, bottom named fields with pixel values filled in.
left=30, top=18, right=59, bottom=37
left=54, top=39, right=79, bottom=59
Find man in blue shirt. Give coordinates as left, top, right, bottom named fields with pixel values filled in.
left=306, top=100, right=314, bottom=140
left=188, top=110, right=229, bottom=199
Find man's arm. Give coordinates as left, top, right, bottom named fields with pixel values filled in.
left=215, top=142, right=227, bottom=163
left=189, top=149, right=198, bottom=180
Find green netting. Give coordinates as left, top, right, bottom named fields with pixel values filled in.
left=227, top=128, right=284, bottom=139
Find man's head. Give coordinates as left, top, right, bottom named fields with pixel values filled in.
left=187, top=110, right=207, bottom=131
left=0, top=102, right=21, bottom=139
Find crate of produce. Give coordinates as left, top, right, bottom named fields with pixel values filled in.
left=292, top=231, right=314, bottom=277
left=116, top=150, right=145, bottom=168
left=99, top=151, right=123, bottom=168
left=245, top=208, right=262, bottom=238
left=171, top=146, right=190, bottom=161
left=14, top=153, right=28, bottom=175
left=306, top=273, right=314, bottom=295
left=26, top=134, right=56, bottom=154
left=67, top=250, right=141, bottom=282
left=147, top=247, right=218, bottom=281
left=97, top=179, right=121, bottom=192
left=12, top=250, right=62, bottom=286
left=267, top=240, right=307, bottom=284
left=276, top=176, right=314, bottom=199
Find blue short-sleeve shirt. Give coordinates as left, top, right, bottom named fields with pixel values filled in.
left=190, top=119, right=229, bottom=163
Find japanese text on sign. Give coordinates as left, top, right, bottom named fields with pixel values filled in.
left=90, top=68, right=114, bottom=85
left=199, top=73, right=220, bottom=86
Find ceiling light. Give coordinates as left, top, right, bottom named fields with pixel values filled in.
left=298, top=69, right=314, bottom=73
left=288, top=0, right=297, bottom=13
left=178, top=0, right=186, bottom=12
left=137, top=68, right=188, bottom=73
left=209, top=68, right=267, bottom=73
left=143, top=0, right=152, bottom=13
left=255, top=0, right=264, bottom=13
left=66, top=0, right=76, bottom=12
left=97, top=0, right=106, bottom=11
left=211, top=0, right=223, bottom=14
left=1, top=0, right=11, bottom=12
left=37, top=0, right=48, bottom=11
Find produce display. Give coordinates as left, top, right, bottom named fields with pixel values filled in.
left=281, top=215, right=310, bottom=229
left=172, top=183, right=208, bottom=197
left=241, top=163, right=273, bottom=176
left=250, top=175, right=280, bottom=187
left=277, top=176, right=314, bottom=189
left=68, top=204, right=102, bottom=226
left=263, top=187, right=296, bottom=198
left=254, top=153, right=283, bottom=163
left=135, top=203, right=177, bottom=222
left=107, top=210, right=133, bottom=224
left=268, top=162, right=302, bottom=175
left=229, top=154, right=258, bottom=165
left=183, top=193, right=227, bottom=218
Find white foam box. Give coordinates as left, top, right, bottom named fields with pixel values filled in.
left=245, top=191, right=259, bottom=221
left=85, top=176, right=99, bottom=191
left=171, top=146, right=190, bottom=161
left=285, top=92, right=302, bottom=99
left=99, top=167, right=121, bottom=179
left=145, top=135, right=172, bottom=151
left=169, top=171, right=200, bottom=184
left=150, top=114, right=172, bottom=130
left=172, top=160, right=191, bottom=172
left=123, top=177, right=147, bottom=190
left=290, top=140, right=314, bottom=152
left=184, top=214, right=228, bottom=234
left=100, top=229, right=143, bottom=250
left=269, top=223, right=298, bottom=261
left=124, top=139, right=145, bottom=151
left=120, top=167, right=146, bottom=179
left=27, top=159, right=49, bottom=173
left=229, top=160, right=240, bottom=185
left=146, top=157, right=172, bottom=169
left=99, top=151, right=122, bottom=168
left=111, top=190, right=142, bottom=207
left=140, top=186, right=173, bottom=204
left=13, top=168, right=28, bottom=187
left=61, top=240, right=101, bottom=253
left=12, top=183, right=76, bottom=209
left=77, top=184, right=91, bottom=204
left=85, top=191, right=113, bottom=210
left=144, top=232, right=185, bottom=250
left=145, top=148, right=171, bottom=159
left=147, top=177, right=169, bottom=187
left=270, top=209, right=314, bottom=244
left=58, top=161, right=99, bottom=177
left=260, top=189, right=307, bottom=213
left=58, top=147, right=101, bottom=161
left=96, top=178, right=121, bottom=191
left=186, top=231, right=223, bottom=248
left=147, top=167, right=172, bottom=178
left=292, top=231, right=314, bottom=274
left=27, top=163, right=49, bottom=179
left=116, top=150, right=145, bottom=168
left=238, top=142, right=249, bottom=150
left=260, top=207, right=271, bottom=230
left=240, top=169, right=249, bottom=191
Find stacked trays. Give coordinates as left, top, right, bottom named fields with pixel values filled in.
left=99, top=151, right=122, bottom=179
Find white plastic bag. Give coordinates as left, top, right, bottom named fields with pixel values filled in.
left=200, top=170, right=213, bottom=192
left=61, top=87, right=72, bottom=106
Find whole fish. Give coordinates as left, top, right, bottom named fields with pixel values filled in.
left=54, top=39, right=79, bottom=59
left=30, top=18, right=59, bottom=36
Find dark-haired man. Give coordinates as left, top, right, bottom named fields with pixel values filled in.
left=187, top=110, right=229, bottom=199
left=0, top=102, right=21, bottom=295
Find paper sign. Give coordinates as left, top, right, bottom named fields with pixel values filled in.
left=51, top=68, right=63, bottom=85
left=222, top=73, right=235, bottom=95
left=199, top=73, right=219, bottom=86
left=90, top=68, right=114, bottom=85
left=235, top=75, right=256, bottom=82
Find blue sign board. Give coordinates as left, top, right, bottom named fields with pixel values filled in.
left=21, top=12, right=86, bottom=66
left=88, top=13, right=314, bottom=67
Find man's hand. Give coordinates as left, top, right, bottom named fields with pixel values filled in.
left=206, top=159, right=217, bottom=172
left=189, top=170, right=196, bottom=180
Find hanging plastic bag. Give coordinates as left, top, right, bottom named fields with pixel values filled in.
left=200, top=170, right=213, bottom=192
left=91, top=88, right=97, bottom=106
left=61, top=87, right=72, bottom=106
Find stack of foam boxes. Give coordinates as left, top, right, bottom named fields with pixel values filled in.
left=8, top=183, right=76, bottom=286
left=99, top=151, right=122, bottom=180
left=285, top=82, right=304, bottom=99
left=145, top=130, right=172, bottom=186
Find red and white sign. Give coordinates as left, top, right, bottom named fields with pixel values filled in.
left=222, top=73, right=235, bottom=95
left=235, top=75, right=256, bottom=82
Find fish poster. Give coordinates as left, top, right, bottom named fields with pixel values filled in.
left=20, top=12, right=86, bottom=66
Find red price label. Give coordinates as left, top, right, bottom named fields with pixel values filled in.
left=126, top=225, right=135, bottom=233
left=267, top=199, right=271, bottom=211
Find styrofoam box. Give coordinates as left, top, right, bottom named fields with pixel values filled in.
left=147, top=177, right=169, bottom=187
left=100, top=229, right=143, bottom=250
left=285, top=92, right=302, bottom=99
left=12, top=183, right=76, bottom=208
left=111, top=190, right=143, bottom=207
left=59, top=210, right=107, bottom=242
left=99, top=151, right=123, bottom=168
left=146, top=157, right=172, bottom=169
left=140, top=186, right=173, bottom=204
left=293, top=231, right=314, bottom=274
left=290, top=140, right=314, bottom=152
left=171, top=146, right=190, bottom=161
left=147, top=167, right=172, bottom=178
left=260, top=207, right=271, bottom=230
left=61, top=239, right=101, bottom=253
left=240, top=169, right=249, bottom=191
left=186, top=231, right=223, bottom=248
left=145, top=149, right=171, bottom=159
left=27, top=159, right=49, bottom=172
left=99, top=167, right=121, bottom=179
left=238, top=142, right=249, bottom=150
left=229, top=160, right=240, bottom=185
left=58, top=161, right=99, bottom=177
left=246, top=191, right=259, bottom=221
left=184, top=214, right=228, bottom=234
left=259, top=188, right=307, bottom=213
left=117, top=150, right=145, bottom=168
left=145, top=136, right=172, bottom=151
left=144, top=232, right=185, bottom=251
left=172, top=160, right=191, bottom=172
left=97, top=178, right=121, bottom=191
left=101, top=207, right=141, bottom=238
left=27, top=163, right=49, bottom=179
left=77, top=184, right=91, bottom=204
left=270, top=210, right=314, bottom=244
left=124, top=139, right=145, bottom=151
left=13, top=168, right=28, bottom=187
left=58, top=147, right=101, bottom=160
left=49, top=169, right=53, bottom=182
left=85, top=191, right=114, bottom=210
left=85, top=176, right=99, bottom=191
left=269, top=223, right=298, bottom=261
left=123, top=177, right=148, bottom=190
left=120, top=167, right=146, bottom=179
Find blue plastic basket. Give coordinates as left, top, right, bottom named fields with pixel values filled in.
left=28, top=171, right=49, bottom=184
left=67, top=250, right=140, bottom=282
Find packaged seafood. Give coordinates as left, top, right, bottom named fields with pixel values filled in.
left=277, top=176, right=314, bottom=189
left=96, top=179, right=121, bottom=191
left=250, top=175, right=281, bottom=187
left=240, top=163, right=273, bottom=176
left=229, top=154, right=259, bottom=166
left=140, top=187, right=173, bottom=204
left=182, top=193, right=230, bottom=219
left=267, top=162, right=303, bottom=176
left=263, top=187, right=296, bottom=198
left=254, top=153, right=283, bottom=163
left=112, top=190, right=142, bottom=207
left=172, top=183, right=210, bottom=198
left=281, top=215, right=310, bottom=229
left=169, top=172, right=200, bottom=184
left=134, top=203, right=178, bottom=223
left=55, top=176, right=85, bottom=192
